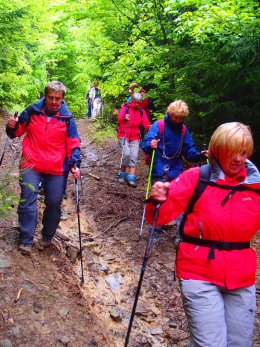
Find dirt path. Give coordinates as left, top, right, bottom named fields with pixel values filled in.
left=0, top=117, right=259, bottom=347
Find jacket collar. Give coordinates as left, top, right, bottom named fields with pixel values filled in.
left=211, top=159, right=260, bottom=188
left=164, top=114, right=184, bottom=131
left=31, top=98, right=72, bottom=117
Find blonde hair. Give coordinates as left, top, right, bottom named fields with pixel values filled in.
left=208, top=122, right=253, bottom=160
left=92, top=80, right=99, bottom=88
left=167, top=100, right=189, bottom=118
left=129, top=82, right=139, bottom=91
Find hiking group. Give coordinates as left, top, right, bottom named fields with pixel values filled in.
left=4, top=79, right=260, bottom=347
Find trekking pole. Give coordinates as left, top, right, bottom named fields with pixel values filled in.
left=125, top=165, right=169, bottom=347
left=79, top=171, right=85, bottom=205
left=139, top=149, right=155, bottom=239
left=203, top=143, right=210, bottom=164
left=0, top=111, right=18, bottom=167
left=118, top=121, right=128, bottom=176
left=74, top=165, right=84, bottom=285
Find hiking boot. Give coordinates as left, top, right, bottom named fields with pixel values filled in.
left=127, top=180, right=137, bottom=188
left=39, top=239, right=52, bottom=248
left=118, top=171, right=127, bottom=184
left=127, top=174, right=137, bottom=188
left=118, top=177, right=126, bottom=184
left=19, top=244, right=32, bottom=256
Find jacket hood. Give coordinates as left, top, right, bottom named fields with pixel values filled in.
left=124, top=102, right=142, bottom=110
left=31, top=98, right=73, bottom=118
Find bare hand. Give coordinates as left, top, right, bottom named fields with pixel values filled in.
left=201, top=150, right=209, bottom=158
left=124, top=114, right=130, bottom=121
left=7, top=117, right=18, bottom=129
left=71, top=167, right=80, bottom=180
left=149, top=181, right=170, bottom=202
left=150, top=139, right=160, bottom=149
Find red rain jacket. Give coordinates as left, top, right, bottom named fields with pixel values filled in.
left=146, top=160, right=260, bottom=289
left=117, top=103, right=150, bottom=140
left=7, top=98, right=81, bottom=176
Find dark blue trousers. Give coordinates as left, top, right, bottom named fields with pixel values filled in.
left=87, top=99, right=92, bottom=118
left=18, top=169, right=65, bottom=245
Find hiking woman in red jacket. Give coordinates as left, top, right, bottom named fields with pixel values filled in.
left=146, top=122, right=260, bottom=347
left=117, top=93, right=150, bottom=187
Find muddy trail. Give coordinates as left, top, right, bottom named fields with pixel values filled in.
left=0, top=116, right=259, bottom=347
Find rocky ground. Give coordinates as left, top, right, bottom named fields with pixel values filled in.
left=0, top=115, right=259, bottom=347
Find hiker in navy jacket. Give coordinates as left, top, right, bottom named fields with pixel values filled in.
left=141, top=100, right=202, bottom=239
left=141, top=100, right=201, bottom=182
left=6, top=81, right=81, bottom=256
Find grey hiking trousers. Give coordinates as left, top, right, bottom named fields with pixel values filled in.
left=118, top=139, right=139, bottom=167
left=180, top=279, right=256, bottom=347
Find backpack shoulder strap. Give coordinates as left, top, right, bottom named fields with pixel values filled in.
left=182, top=124, right=187, bottom=136
left=25, top=105, right=35, bottom=125
left=157, top=119, right=164, bottom=136
left=186, top=164, right=211, bottom=214
left=179, top=164, right=211, bottom=237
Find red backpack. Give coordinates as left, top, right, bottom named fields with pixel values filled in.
left=145, top=119, right=186, bottom=165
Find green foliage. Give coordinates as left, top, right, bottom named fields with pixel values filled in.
left=0, top=0, right=259, bottom=163
left=0, top=168, right=19, bottom=218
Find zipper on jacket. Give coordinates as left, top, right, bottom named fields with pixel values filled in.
left=45, top=116, right=51, bottom=131
left=199, top=221, right=203, bottom=239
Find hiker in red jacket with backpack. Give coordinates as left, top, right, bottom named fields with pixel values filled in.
left=146, top=122, right=260, bottom=347
left=117, top=93, right=150, bottom=187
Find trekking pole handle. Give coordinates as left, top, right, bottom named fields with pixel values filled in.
left=202, top=144, right=209, bottom=164
left=7, top=111, right=19, bottom=129
left=144, top=164, right=169, bottom=204
left=72, top=163, right=81, bottom=181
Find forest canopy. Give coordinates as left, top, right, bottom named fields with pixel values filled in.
left=0, top=0, right=259, bottom=163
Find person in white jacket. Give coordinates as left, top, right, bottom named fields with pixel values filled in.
left=89, top=80, right=102, bottom=118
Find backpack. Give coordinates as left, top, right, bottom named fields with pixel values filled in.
left=145, top=120, right=187, bottom=165
left=125, top=105, right=143, bottom=116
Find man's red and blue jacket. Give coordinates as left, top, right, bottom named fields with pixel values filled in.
left=6, top=98, right=81, bottom=176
